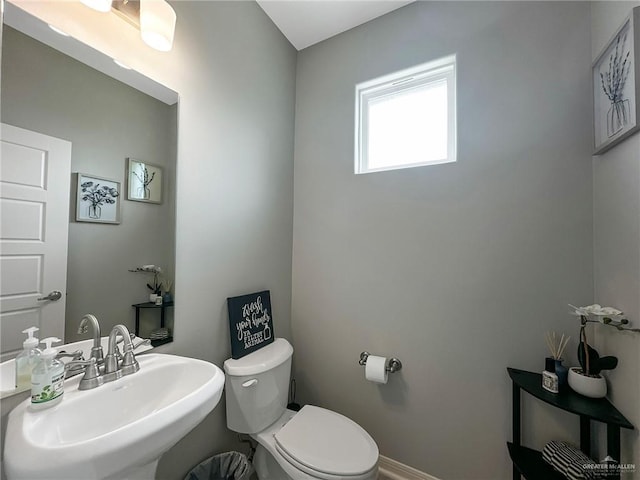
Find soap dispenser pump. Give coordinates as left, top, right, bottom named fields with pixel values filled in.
left=15, top=327, right=41, bottom=389
left=31, top=337, right=65, bottom=409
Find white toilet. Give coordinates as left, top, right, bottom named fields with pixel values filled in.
left=224, top=338, right=379, bottom=480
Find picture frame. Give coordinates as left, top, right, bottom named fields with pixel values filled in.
left=75, top=173, right=121, bottom=224
left=593, top=7, right=640, bottom=155
left=127, top=158, right=163, bottom=204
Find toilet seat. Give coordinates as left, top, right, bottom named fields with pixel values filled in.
left=274, top=405, right=378, bottom=479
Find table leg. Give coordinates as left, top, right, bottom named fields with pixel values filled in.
left=607, top=424, right=621, bottom=480
left=580, top=416, right=590, bottom=456
left=135, top=307, right=140, bottom=336
left=513, top=383, right=521, bottom=480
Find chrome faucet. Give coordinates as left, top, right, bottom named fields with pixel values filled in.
left=103, top=325, right=140, bottom=382
left=77, top=314, right=104, bottom=364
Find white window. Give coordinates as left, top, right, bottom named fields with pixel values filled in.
left=355, top=55, right=457, bottom=174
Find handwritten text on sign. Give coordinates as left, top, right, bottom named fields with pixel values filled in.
left=227, top=290, right=274, bottom=359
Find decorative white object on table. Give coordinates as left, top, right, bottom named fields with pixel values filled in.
left=569, top=304, right=622, bottom=318
left=568, top=304, right=637, bottom=332
left=568, top=367, right=607, bottom=398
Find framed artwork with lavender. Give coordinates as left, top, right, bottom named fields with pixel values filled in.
left=593, top=7, right=640, bottom=155
left=75, top=173, right=121, bottom=224
left=127, top=158, right=163, bottom=204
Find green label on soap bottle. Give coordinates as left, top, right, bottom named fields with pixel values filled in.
left=31, top=371, right=64, bottom=404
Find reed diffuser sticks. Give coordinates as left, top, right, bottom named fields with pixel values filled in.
left=545, top=331, right=570, bottom=360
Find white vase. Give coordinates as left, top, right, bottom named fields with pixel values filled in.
left=568, top=367, right=607, bottom=398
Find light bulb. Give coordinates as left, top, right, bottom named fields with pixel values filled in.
left=48, top=25, right=70, bottom=37
left=113, top=59, right=132, bottom=70
left=140, top=0, right=176, bottom=52
left=80, top=0, right=113, bottom=13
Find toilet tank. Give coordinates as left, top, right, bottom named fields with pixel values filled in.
left=223, top=338, right=293, bottom=434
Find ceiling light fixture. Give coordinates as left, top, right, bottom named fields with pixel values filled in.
left=140, top=0, right=176, bottom=52
left=80, top=0, right=177, bottom=53
left=80, top=0, right=113, bottom=13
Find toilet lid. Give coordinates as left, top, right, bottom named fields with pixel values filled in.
left=274, top=405, right=378, bottom=476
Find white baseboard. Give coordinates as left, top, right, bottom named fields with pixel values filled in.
left=378, top=455, right=440, bottom=480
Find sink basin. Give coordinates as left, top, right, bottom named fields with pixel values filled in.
left=4, top=353, right=224, bottom=480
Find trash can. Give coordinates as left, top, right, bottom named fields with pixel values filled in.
left=184, top=451, right=254, bottom=480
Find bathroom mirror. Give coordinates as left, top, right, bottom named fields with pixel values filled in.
left=0, top=3, right=178, bottom=374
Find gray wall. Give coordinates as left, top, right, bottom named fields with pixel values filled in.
left=591, top=2, right=640, bottom=475
left=1, top=26, right=177, bottom=342
left=136, top=3, right=297, bottom=479
left=291, top=2, right=593, bottom=478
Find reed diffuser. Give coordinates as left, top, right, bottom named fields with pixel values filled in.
left=543, top=331, right=570, bottom=392
left=545, top=331, right=570, bottom=360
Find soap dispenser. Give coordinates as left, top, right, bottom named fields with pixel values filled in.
left=15, top=327, right=41, bottom=389
left=31, top=337, right=65, bottom=410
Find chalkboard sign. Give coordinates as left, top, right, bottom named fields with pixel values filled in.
left=227, top=290, right=274, bottom=359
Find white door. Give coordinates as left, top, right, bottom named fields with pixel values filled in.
left=0, top=123, right=71, bottom=361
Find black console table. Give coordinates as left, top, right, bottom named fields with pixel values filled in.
left=132, top=301, right=174, bottom=346
left=508, top=367, right=633, bottom=480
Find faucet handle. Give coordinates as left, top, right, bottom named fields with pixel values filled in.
left=65, top=358, right=104, bottom=390
left=62, top=352, right=88, bottom=379
left=57, top=349, right=84, bottom=361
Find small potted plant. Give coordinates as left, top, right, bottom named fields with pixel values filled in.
left=567, top=304, right=620, bottom=398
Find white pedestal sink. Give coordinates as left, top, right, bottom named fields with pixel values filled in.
left=3, top=353, right=224, bottom=480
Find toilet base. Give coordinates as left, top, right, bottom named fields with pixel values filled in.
left=255, top=444, right=327, bottom=479
left=254, top=444, right=296, bottom=479
left=251, top=408, right=378, bottom=480
left=253, top=443, right=378, bottom=480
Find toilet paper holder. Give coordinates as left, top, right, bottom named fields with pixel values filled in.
left=358, top=352, right=402, bottom=373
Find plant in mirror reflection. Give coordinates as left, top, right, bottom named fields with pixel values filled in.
left=130, top=265, right=168, bottom=296
left=161, top=276, right=173, bottom=295
left=145, top=266, right=162, bottom=295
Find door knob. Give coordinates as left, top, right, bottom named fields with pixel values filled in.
left=37, top=290, right=63, bottom=302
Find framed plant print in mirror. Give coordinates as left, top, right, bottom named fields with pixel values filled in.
left=75, top=173, right=121, bottom=224
left=127, top=158, right=163, bottom=204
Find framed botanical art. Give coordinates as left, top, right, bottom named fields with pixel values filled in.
left=593, top=7, right=640, bottom=155
left=75, top=173, right=121, bottom=224
left=127, top=158, right=163, bottom=204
